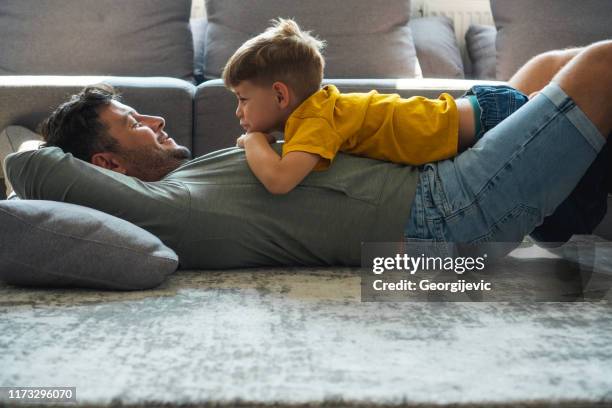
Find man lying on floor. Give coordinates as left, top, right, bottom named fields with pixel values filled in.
left=5, top=41, right=612, bottom=269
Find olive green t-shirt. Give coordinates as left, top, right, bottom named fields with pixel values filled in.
left=6, top=145, right=419, bottom=269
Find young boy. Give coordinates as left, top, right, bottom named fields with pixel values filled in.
left=223, top=18, right=529, bottom=194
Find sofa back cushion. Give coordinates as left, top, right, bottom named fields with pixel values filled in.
left=491, top=0, right=612, bottom=80
left=202, top=0, right=419, bottom=80
left=0, top=0, right=194, bottom=82
left=410, top=16, right=464, bottom=79
left=465, top=24, right=497, bottom=80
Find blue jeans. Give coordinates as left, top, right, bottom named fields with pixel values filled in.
left=404, top=82, right=605, bottom=257
left=529, top=141, right=609, bottom=243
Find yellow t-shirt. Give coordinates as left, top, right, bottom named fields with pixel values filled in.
left=283, top=84, right=458, bottom=170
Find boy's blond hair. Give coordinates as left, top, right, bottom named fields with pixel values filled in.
left=222, top=18, right=325, bottom=102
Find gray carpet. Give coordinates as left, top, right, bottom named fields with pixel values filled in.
left=2, top=237, right=612, bottom=407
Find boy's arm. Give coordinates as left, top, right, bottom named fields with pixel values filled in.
left=242, top=132, right=319, bottom=195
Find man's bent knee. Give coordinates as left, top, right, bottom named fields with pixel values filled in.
left=552, top=40, right=612, bottom=138
left=580, top=40, right=612, bottom=66
left=559, top=40, right=612, bottom=93
left=535, top=48, right=582, bottom=73
left=508, top=47, right=583, bottom=94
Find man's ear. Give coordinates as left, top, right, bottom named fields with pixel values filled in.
left=91, top=152, right=128, bottom=175
left=272, top=82, right=291, bottom=109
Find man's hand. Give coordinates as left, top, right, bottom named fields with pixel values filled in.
left=236, top=132, right=276, bottom=148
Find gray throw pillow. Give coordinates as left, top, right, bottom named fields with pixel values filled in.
left=0, top=0, right=194, bottom=82
left=203, top=0, right=419, bottom=80
left=465, top=24, right=497, bottom=80
left=491, top=0, right=612, bottom=80
left=0, top=200, right=179, bottom=290
left=410, top=16, right=464, bottom=79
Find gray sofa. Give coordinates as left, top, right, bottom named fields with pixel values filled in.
left=0, top=0, right=499, bottom=195
left=1, top=0, right=611, bottom=259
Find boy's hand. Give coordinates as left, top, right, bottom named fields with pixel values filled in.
left=236, top=134, right=247, bottom=148
left=236, top=132, right=276, bottom=148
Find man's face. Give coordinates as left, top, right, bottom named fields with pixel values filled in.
left=97, top=100, right=191, bottom=181
left=233, top=80, right=285, bottom=133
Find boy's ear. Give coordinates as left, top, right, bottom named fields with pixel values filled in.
left=91, top=152, right=128, bottom=175
left=272, top=82, right=291, bottom=109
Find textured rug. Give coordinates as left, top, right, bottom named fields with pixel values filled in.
left=1, top=237, right=612, bottom=407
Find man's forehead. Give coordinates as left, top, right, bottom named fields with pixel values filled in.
left=107, top=100, right=135, bottom=115
left=99, top=100, right=136, bottom=126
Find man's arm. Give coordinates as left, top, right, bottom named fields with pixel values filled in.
left=241, top=132, right=320, bottom=195
left=5, top=147, right=189, bottom=244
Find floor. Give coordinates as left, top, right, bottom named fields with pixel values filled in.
left=2, top=237, right=612, bottom=407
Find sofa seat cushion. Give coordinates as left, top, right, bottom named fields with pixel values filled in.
left=202, top=0, right=420, bottom=80
left=0, top=200, right=179, bottom=290
left=0, top=0, right=195, bottom=82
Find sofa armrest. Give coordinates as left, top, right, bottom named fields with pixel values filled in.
left=0, top=76, right=195, bottom=150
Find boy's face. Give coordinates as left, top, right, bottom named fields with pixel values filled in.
left=233, top=81, right=285, bottom=133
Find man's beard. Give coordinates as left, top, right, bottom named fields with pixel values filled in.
left=119, top=145, right=192, bottom=181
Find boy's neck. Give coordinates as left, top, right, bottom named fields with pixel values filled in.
left=276, top=96, right=307, bottom=131
left=277, top=86, right=324, bottom=131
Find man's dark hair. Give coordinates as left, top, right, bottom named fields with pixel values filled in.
left=41, top=84, right=121, bottom=162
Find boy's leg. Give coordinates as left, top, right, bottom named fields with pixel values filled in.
left=464, top=85, right=529, bottom=143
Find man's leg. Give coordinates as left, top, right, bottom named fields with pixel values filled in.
left=405, top=41, right=612, bottom=259
left=508, top=47, right=582, bottom=97
left=529, top=143, right=609, bottom=244
left=552, top=40, right=612, bottom=137
left=508, top=43, right=612, bottom=244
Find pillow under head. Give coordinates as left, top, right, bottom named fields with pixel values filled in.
left=0, top=200, right=179, bottom=290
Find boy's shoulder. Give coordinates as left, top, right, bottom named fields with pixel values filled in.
left=291, top=85, right=341, bottom=119
left=294, top=84, right=380, bottom=117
